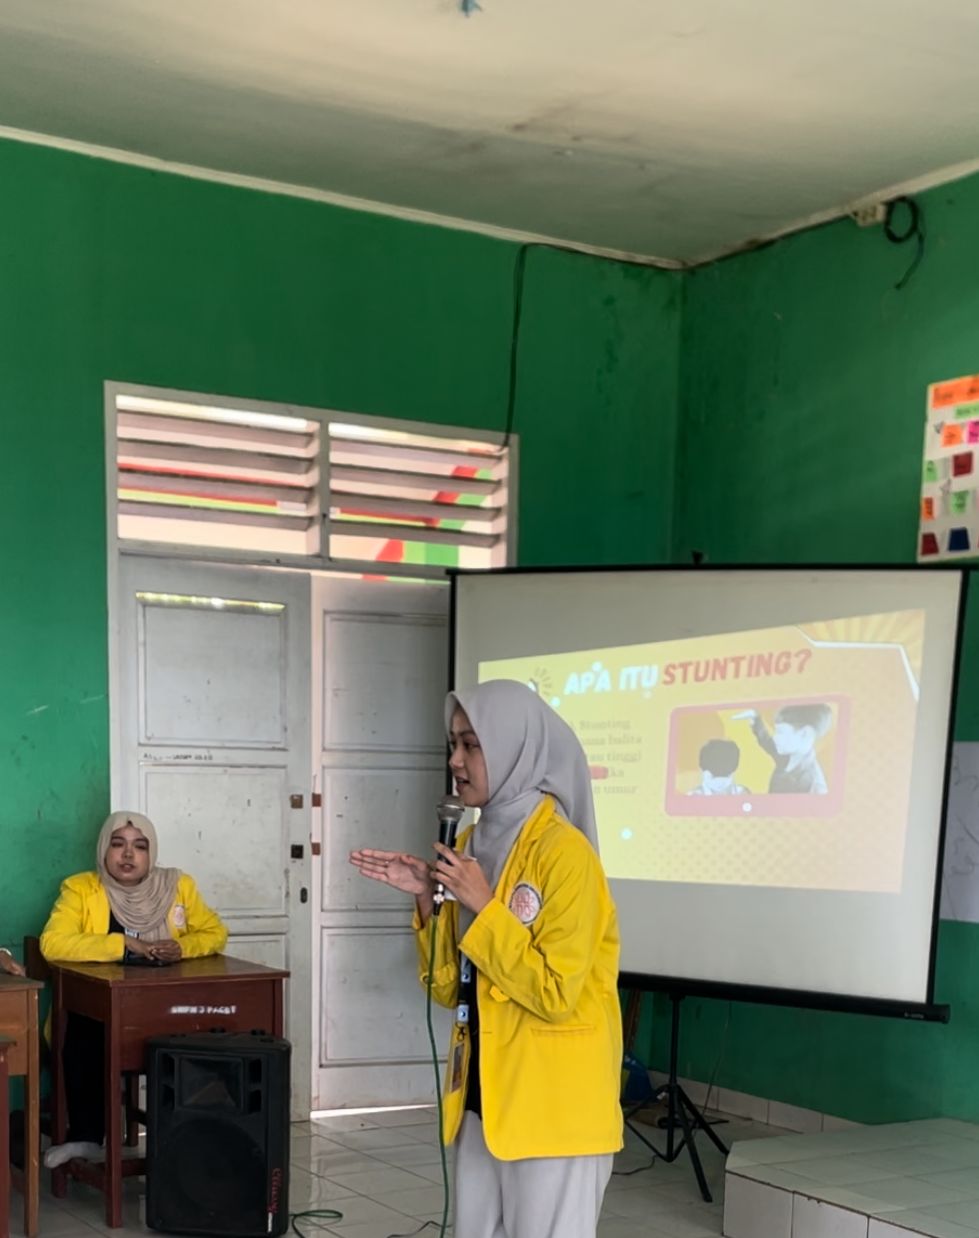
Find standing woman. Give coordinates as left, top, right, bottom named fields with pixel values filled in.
left=351, top=680, right=623, bottom=1238
left=41, top=811, right=228, bottom=1167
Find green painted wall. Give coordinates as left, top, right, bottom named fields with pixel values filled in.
left=0, top=138, right=680, bottom=956
left=668, top=172, right=979, bottom=1122
left=6, top=131, right=979, bottom=1124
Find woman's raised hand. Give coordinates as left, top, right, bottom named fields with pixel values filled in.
left=349, top=849, right=434, bottom=897
left=431, top=845, right=494, bottom=915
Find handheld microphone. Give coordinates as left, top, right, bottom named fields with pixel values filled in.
left=432, top=794, right=465, bottom=916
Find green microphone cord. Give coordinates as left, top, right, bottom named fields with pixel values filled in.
left=290, top=915, right=450, bottom=1238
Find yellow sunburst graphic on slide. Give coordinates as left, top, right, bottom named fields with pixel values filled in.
left=525, top=667, right=554, bottom=699
left=798, top=610, right=924, bottom=682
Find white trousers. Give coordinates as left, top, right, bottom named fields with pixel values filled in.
left=453, top=1113, right=613, bottom=1238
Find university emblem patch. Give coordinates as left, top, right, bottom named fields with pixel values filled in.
left=508, top=882, right=542, bottom=925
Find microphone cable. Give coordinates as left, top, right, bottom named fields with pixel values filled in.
left=424, top=922, right=452, bottom=1238
left=290, top=917, right=451, bottom=1238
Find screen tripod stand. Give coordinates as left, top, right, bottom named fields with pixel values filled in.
left=624, top=991, right=729, bottom=1202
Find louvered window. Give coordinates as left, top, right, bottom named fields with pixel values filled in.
left=328, top=422, right=509, bottom=571
left=113, top=389, right=512, bottom=573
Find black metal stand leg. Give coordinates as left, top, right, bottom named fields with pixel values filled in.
left=674, top=1080, right=712, bottom=1201
left=623, top=1112, right=660, bottom=1156
left=678, top=1085, right=729, bottom=1156
left=622, top=992, right=730, bottom=1204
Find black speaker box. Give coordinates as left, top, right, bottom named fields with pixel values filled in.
left=146, top=1032, right=291, bottom=1237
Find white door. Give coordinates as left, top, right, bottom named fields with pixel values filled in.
left=311, top=575, right=452, bottom=1109
left=113, top=554, right=313, bottom=1118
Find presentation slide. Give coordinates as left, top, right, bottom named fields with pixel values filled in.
left=480, top=610, right=924, bottom=895
left=454, top=569, right=962, bottom=1005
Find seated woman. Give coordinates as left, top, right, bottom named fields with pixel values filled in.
left=41, top=810, right=228, bottom=1168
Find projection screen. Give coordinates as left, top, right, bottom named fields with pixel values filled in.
left=452, top=568, right=965, bottom=1014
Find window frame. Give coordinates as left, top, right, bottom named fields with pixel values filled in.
left=104, top=380, right=518, bottom=579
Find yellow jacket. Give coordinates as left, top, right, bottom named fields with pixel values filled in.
left=416, top=797, right=623, bottom=1160
left=41, top=871, right=228, bottom=963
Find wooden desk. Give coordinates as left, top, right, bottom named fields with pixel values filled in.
left=0, top=976, right=43, bottom=1238
left=0, top=1034, right=11, bottom=1238
left=50, top=955, right=288, bottom=1228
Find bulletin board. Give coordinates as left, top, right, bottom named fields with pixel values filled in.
left=919, top=374, right=979, bottom=561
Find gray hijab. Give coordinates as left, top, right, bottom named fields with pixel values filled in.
left=446, top=679, right=600, bottom=895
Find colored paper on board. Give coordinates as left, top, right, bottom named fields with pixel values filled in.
left=942, top=423, right=965, bottom=448
left=919, top=377, right=979, bottom=562
left=930, top=375, right=979, bottom=410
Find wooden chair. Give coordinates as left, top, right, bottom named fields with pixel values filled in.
left=22, top=939, right=49, bottom=987
left=22, top=939, right=50, bottom=1082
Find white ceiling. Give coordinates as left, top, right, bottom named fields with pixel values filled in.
left=2, top=0, right=979, bottom=263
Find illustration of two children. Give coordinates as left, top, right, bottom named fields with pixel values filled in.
left=688, top=704, right=833, bottom=796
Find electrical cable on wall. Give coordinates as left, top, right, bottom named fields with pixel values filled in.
left=502, top=244, right=530, bottom=451
left=697, top=1002, right=733, bottom=1130
left=884, top=196, right=926, bottom=291
left=502, top=239, right=665, bottom=452
left=502, top=191, right=922, bottom=450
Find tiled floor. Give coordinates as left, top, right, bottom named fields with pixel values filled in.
left=726, top=1119, right=979, bottom=1238
left=8, top=1105, right=779, bottom=1238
